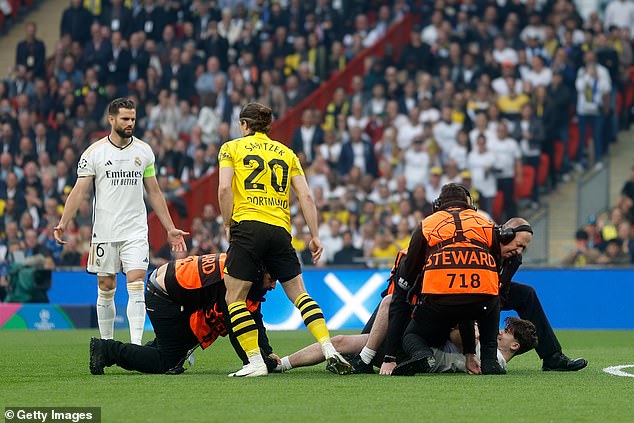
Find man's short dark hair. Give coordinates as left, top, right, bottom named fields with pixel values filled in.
left=505, top=316, right=538, bottom=356
left=441, top=183, right=469, bottom=201
left=108, top=98, right=136, bottom=116
left=436, top=183, right=470, bottom=209
left=575, top=229, right=589, bottom=241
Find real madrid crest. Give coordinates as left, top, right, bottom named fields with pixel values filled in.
left=135, top=156, right=142, bottom=167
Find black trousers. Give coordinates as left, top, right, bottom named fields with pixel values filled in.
left=502, top=282, right=560, bottom=359
left=100, top=284, right=199, bottom=374
left=497, top=177, right=517, bottom=221
left=402, top=296, right=500, bottom=363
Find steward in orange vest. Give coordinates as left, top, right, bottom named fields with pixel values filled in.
left=386, top=183, right=507, bottom=376
left=89, top=253, right=277, bottom=375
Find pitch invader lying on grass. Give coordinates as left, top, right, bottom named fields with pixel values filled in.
left=279, top=240, right=587, bottom=375
left=89, top=253, right=279, bottom=375
left=277, top=299, right=537, bottom=375
left=385, top=216, right=588, bottom=374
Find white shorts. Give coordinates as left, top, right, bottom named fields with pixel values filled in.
left=87, top=238, right=149, bottom=276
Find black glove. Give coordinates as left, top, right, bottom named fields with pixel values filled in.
left=263, top=354, right=280, bottom=372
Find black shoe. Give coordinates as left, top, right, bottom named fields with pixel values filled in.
left=481, top=359, right=507, bottom=375
left=391, top=354, right=436, bottom=376
left=89, top=337, right=107, bottom=375
left=349, top=355, right=375, bottom=374
left=542, top=352, right=588, bottom=372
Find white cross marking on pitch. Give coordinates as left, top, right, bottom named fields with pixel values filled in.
left=324, top=272, right=386, bottom=329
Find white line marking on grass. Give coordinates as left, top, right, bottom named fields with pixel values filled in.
left=603, top=365, right=634, bottom=378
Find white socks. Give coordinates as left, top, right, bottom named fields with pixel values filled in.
left=249, top=354, right=265, bottom=365
left=126, top=281, right=146, bottom=345
left=281, top=356, right=293, bottom=372
left=97, top=288, right=116, bottom=340
left=360, top=346, right=376, bottom=365
left=321, top=342, right=336, bottom=359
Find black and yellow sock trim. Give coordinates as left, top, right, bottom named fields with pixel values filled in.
left=294, top=293, right=330, bottom=344
left=228, top=301, right=259, bottom=356
left=294, top=293, right=324, bottom=325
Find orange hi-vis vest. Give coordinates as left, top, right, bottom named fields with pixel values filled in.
left=189, top=299, right=260, bottom=349
left=165, top=253, right=260, bottom=349
left=165, top=253, right=228, bottom=308
left=421, top=208, right=499, bottom=295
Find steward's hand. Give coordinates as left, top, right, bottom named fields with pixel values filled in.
left=379, top=361, right=396, bottom=376
left=465, top=353, right=481, bottom=375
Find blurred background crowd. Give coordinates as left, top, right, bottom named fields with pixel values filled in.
left=1, top=0, right=634, bottom=301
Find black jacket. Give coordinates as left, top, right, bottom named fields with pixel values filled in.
left=60, top=5, right=93, bottom=44
left=15, top=39, right=46, bottom=79
left=101, top=5, right=133, bottom=37
left=333, top=246, right=364, bottom=266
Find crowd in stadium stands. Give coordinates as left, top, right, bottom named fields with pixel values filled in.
left=1, top=0, right=634, bottom=300
left=564, top=165, right=634, bottom=265
left=286, top=0, right=634, bottom=268
left=0, top=0, right=409, bottom=295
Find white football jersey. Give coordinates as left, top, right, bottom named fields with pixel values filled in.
left=77, top=136, right=155, bottom=243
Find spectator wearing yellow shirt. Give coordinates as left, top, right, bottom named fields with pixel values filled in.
left=321, top=196, right=350, bottom=227
left=370, top=228, right=399, bottom=264
left=307, top=32, right=328, bottom=82
left=497, top=77, right=530, bottom=120
left=291, top=215, right=308, bottom=252
left=394, top=219, right=412, bottom=251
left=323, top=87, right=350, bottom=131
left=600, top=207, right=625, bottom=245
left=284, top=36, right=308, bottom=76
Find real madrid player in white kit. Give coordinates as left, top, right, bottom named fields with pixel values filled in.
left=54, top=98, right=188, bottom=345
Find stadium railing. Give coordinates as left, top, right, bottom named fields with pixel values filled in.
left=576, top=159, right=610, bottom=228
left=522, top=207, right=549, bottom=265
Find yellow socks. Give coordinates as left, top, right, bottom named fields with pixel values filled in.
left=228, top=302, right=260, bottom=357
left=294, top=293, right=331, bottom=345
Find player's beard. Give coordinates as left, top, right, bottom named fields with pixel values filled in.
left=114, top=126, right=133, bottom=140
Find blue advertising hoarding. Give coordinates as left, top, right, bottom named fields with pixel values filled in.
left=40, top=268, right=634, bottom=330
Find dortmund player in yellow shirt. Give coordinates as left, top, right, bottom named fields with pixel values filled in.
left=218, top=103, right=351, bottom=377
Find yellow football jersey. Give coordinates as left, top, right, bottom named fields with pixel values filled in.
left=218, top=132, right=304, bottom=233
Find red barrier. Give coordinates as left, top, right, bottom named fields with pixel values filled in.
left=537, top=153, right=549, bottom=186
left=148, top=14, right=415, bottom=251
left=515, top=165, right=535, bottom=199
left=553, top=140, right=564, bottom=172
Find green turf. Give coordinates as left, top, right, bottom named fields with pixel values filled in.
left=0, top=330, right=632, bottom=423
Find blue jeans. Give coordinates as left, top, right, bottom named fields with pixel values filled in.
left=577, top=114, right=605, bottom=165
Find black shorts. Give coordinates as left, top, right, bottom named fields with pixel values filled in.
left=225, top=220, right=302, bottom=283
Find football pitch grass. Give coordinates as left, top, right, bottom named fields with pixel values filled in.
left=1, top=330, right=633, bottom=423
